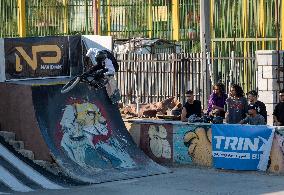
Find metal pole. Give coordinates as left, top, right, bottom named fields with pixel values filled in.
left=148, top=0, right=153, bottom=38
left=107, top=0, right=111, bottom=36
left=276, top=0, right=280, bottom=89
left=172, top=0, right=180, bottom=41
left=200, top=0, right=211, bottom=106
left=85, top=0, right=89, bottom=34
left=17, top=0, right=26, bottom=37
left=282, top=0, right=284, bottom=50
left=63, top=0, right=68, bottom=35
left=93, top=0, right=98, bottom=35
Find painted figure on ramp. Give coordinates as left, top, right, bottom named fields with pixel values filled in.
left=60, top=101, right=136, bottom=170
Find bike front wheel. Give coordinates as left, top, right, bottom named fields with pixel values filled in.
left=61, top=76, right=81, bottom=93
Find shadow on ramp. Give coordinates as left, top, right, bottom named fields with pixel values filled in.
left=32, top=83, right=169, bottom=183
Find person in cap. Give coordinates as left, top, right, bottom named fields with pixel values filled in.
left=84, top=48, right=120, bottom=104
left=247, top=90, right=267, bottom=124
left=273, top=89, right=284, bottom=126
left=239, top=104, right=266, bottom=125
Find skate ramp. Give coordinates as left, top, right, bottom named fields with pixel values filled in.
left=30, top=82, right=169, bottom=183
left=0, top=135, right=73, bottom=194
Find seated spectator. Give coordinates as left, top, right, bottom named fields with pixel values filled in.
left=225, top=84, right=248, bottom=124
left=273, top=89, right=284, bottom=126
left=181, top=90, right=202, bottom=122
left=207, top=82, right=228, bottom=118
left=239, top=104, right=266, bottom=125
left=247, top=90, right=267, bottom=124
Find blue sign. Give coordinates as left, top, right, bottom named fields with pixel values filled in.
left=212, top=124, right=275, bottom=171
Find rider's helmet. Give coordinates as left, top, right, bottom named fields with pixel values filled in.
left=95, top=50, right=107, bottom=64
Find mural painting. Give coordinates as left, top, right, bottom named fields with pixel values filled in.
left=140, top=124, right=173, bottom=163
left=31, top=84, right=170, bottom=183
left=269, top=129, right=284, bottom=173
left=59, top=100, right=136, bottom=170
left=173, top=124, right=212, bottom=166
left=129, top=120, right=284, bottom=173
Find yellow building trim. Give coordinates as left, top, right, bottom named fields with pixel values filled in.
left=17, top=0, right=26, bottom=37
left=148, top=0, right=153, bottom=38
left=63, top=0, right=68, bottom=35
left=107, top=0, right=111, bottom=36
left=97, top=0, right=101, bottom=35
left=210, top=0, right=214, bottom=55
left=281, top=0, right=284, bottom=50
left=172, top=0, right=180, bottom=41
left=242, top=0, right=248, bottom=92
left=260, top=0, right=266, bottom=49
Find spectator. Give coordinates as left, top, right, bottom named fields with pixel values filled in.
left=239, top=104, right=266, bottom=125
left=207, top=82, right=228, bottom=118
left=225, top=84, right=248, bottom=124
left=273, top=89, right=284, bottom=126
left=181, top=90, right=202, bottom=122
left=247, top=90, right=267, bottom=124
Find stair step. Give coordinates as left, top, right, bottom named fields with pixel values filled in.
left=34, top=160, right=62, bottom=175
left=0, top=131, right=16, bottom=142
left=9, top=140, right=24, bottom=150
left=17, top=149, right=35, bottom=160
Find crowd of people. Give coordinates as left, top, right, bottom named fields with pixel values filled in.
left=180, top=83, right=284, bottom=126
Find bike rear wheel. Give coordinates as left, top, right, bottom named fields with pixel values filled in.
left=61, top=76, right=81, bottom=93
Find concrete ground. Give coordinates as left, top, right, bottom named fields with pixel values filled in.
left=18, top=165, right=284, bottom=195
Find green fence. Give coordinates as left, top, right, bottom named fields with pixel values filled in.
left=0, top=0, right=18, bottom=37
left=0, top=0, right=283, bottom=92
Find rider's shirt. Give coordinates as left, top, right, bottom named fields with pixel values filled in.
left=86, top=48, right=115, bottom=75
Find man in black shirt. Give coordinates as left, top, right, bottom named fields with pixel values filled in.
left=273, top=89, right=284, bottom=126
left=181, top=90, right=202, bottom=122
left=247, top=90, right=267, bottom=124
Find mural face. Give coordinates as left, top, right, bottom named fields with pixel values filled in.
left=140, top=124, right=173, bottom=163
left=59, top=101, right=136, bottom=170
left=183, top=127, right=212, bottom=167
left=148, top=125, right=171, bottom=159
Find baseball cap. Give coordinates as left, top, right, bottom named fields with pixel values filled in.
left=248, top=104, right=257, bottom=110
left=247, top=90, right=258, bottom=97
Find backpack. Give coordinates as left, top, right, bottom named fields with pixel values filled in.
left=102, top=50, right=119, bottom=72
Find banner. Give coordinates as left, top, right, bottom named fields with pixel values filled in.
left=68, top=35, right=83, bottom=76
left=4, top=36, right=70, bottom=80
left=212, top=124, right=275, bottom=171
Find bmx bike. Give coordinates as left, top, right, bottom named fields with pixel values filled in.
left=61, top=68, right=108, bottom=94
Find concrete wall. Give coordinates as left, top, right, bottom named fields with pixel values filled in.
left=255, top=50, right=284, bottom=125
left=128, top=120, right=284, bottom=173
left=0, top=83, right=52, bottom=161
left=128, top=120, right=212, bottom=166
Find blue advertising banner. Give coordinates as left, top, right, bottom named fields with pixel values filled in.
left=212, top=124, right=275, bottom=171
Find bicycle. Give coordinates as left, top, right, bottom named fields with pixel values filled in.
left=61, top=68, right=109, bottom=94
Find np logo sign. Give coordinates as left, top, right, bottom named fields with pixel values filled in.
left=5, top=36, right=70, bottom=80
left=15, top=45, right=62, bottom=72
